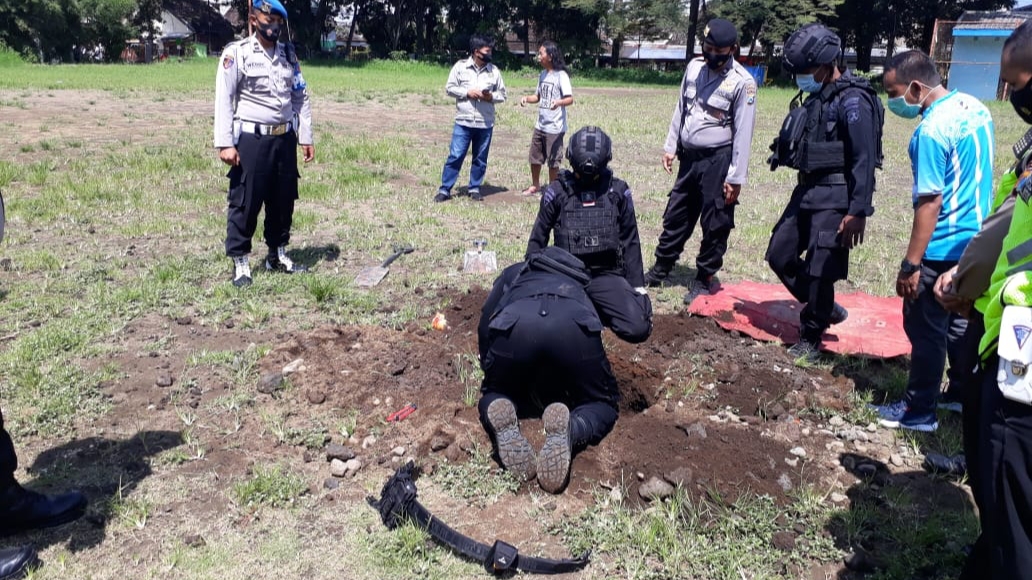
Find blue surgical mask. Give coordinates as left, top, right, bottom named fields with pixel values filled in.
left=795, top=74, right=823, bottom=94
left=887, top=95, right=921, bottom=119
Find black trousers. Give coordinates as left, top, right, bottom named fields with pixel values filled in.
left=765, top=190, right=848, bottom=343
left=478, top=297, right=619, bottom=453
left=654, top=146, right=734, bottom=279
left=0, top=408, right=16, bottom=483
left=961, top=313, right=986, bottom=513
left=225, top=130, right=299, bottom=257
left=586, top=272, right=652, bottom=344
left=963, top=352, right=1032, bottom=580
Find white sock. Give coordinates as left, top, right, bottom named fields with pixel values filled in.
left=276, top=246, right=294, bottom=269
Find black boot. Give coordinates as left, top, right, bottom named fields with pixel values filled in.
left=0, top=481, right=87, bottom=535
left=0, top=545, right=38, bottom=580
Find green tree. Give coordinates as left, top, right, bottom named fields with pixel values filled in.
left=81, top=0, right=136, bottom=62
left=708, top=0, right=842, bottom=55
left=0, top=0, right=83, bottom=62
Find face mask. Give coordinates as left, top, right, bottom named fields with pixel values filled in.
left=258, top=22, right=281, bottom=42
left=1011, top=77, right=1032, bottom=124
left=703, top=50, right=730, bottom=70
left=795, top=74, right=823, bottom=94
left=477, top=51, right=492, bottom=64
left=887, top=82, right=931, bottom=119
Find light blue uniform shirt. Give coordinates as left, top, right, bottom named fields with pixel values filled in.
left=909, top=90, right=994, bottom=261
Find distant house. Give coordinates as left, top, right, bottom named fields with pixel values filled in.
left=946, top=9, right=1032, bottom=100
left=160, top=0, right=234, bottom=55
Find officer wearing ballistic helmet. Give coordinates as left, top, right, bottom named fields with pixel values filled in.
left=477, top=246, right=624, bottom=494
left=214, top=0, right=314, bottom=287
left=644, top=18, right=758, bottom=306
left=765, top=23, right=884, bottom=360
left=526, top=126, right=653, bottom=344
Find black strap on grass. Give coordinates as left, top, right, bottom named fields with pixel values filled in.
left=367, top=462, right=591, bottom=575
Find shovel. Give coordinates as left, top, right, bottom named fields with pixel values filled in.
left=462, top=239, right=497, bottom=274
left=0, top=189, right=5, bottom=244
left=355, top=245, right=414, bottom=287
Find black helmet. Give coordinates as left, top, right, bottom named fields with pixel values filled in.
left=782, top=23, right=841, bottom=74
left=566, top=126, right=612, bottom=177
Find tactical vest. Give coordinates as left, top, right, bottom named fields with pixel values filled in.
left=552, top=172, right=624, bottom=266
left=769, top=76, right=884, bottom=173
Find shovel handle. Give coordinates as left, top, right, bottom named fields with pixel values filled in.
left=380, top=246, right=414, bottom=268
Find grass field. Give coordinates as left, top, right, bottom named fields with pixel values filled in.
left=0, top=53, right=1024, bottom=579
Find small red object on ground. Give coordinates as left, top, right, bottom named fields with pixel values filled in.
left=387, top=403, right=417, bottom=422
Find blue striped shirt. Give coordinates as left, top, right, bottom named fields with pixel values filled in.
left=908, top=90, right=994, bottom=261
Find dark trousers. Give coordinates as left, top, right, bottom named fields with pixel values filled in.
left=961, top=313, right=986, bottom=512
left=0, top=408, right=16, bottom=483
left=963, top=353, right=1032, bottom=580
left=765, top=192, right=848, bottom=343
left=225, top=130, right=299, bottom=257
left=586, top=273, right=652, bottom=344
left=903, top=260, right=968, bottom=415
left=654, top=146, right=734, bottom=279
left=478, top=297, right=619, bottom=453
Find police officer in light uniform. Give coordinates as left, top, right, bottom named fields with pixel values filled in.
left=765, top=23, right=883, bottom=359
left=644, top=19, right=757, bottom=305
left=477, top=247, right=623, bottom=495
left=526, top=126, right=653, bottom=344
left=214, top=0, right=314, bottom=287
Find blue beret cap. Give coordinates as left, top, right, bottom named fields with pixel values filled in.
left=704, top=19, right=738, bottom=48
left=253, top=0, right=288, bottom=20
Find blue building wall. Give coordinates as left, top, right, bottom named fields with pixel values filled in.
left=950, top=31, right=1008, bottom=101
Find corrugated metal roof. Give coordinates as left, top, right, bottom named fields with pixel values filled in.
left=955, top=10, right=1032, bottom=30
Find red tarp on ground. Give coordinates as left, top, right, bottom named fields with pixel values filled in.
left=686, top=281, right=910, bottom=359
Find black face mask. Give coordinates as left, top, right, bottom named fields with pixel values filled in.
left=477, top=51, right=492, bottom=64
left=258, top=22, right=281, bottom=43
left=1012, top=77, right=1032, bottom=124
left=703, top=50, right=731, bottom=70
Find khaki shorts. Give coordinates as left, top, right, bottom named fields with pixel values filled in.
left=528, top=128, right=565, bottom=168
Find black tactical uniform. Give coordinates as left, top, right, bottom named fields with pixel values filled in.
left=526, top=126, right=652, bottom=344
left=765, top=24, right=883, bottom=355
left=477, top=248, right=620, bottom=493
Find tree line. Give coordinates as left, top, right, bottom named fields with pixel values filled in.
left=0, top=0, right=1016, bottom=67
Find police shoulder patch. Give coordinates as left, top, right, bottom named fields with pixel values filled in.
left=222, top=54, right=234, bottom=69
left=843, top=96, right=862, bottom=124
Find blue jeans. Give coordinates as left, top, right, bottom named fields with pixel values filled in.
left=439, top=124, right=493, bottom=194
left=903, top=259, right=968, bottom=415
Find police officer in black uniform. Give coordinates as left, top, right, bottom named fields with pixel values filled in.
left=765, top=23, right=883, bottom=360
left=477, top=247, right=622, bottom=495
left=525, top=126, right=653, bottom=345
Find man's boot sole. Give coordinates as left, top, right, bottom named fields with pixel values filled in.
left=486, top=399, right=536, bottom=482
left=538, top=403, right=572, bottom=494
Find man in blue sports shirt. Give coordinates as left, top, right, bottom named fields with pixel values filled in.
left=874, top=50, right=994, bottom=432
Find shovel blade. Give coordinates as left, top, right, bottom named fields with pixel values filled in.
left=354, top=266, right=389, bottom=287
left=462, top=250, right=497, bottom=274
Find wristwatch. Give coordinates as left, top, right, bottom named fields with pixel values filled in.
left=899, top=259, right=920, bottom=275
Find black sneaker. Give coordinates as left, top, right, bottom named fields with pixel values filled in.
left=788, top=338, right=820, bottom=362
left=265, top=254, right=307, bottom=274
left=231, top=256, right=252, bottom=288
left=644, top=264, right=671, bottom=287
left=485, top=398, right=536, bottom=482
left=829, top=302, right=849, bottom=325
left=537, top=403, right=572, bottom=494
left=232, top=274, right=252, bottom=288
left=433, top=191, right=451, bottom=203
left=469, top=190, right=483, bottom=201
left=683, top=277, right=712, bottom=305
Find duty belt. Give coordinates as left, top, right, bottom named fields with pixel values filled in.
left=368, top=462, right=592, bottom=575
left=677, top=143, right=732, bottom=161
left=240, top=120, right=294, bottom=136
left=798, top=172, right=847, bottom=186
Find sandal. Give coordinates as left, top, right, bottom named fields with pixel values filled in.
left=521, top=185, right=539, bottom=196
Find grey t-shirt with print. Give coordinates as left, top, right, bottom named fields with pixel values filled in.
left=535, top=69, right=573, bottom=135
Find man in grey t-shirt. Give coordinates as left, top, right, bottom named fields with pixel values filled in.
left=519, top=41, right=574, bottom=195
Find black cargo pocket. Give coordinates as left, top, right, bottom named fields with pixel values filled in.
left=226, top=165, right=245, bottom=207
left=807, top=229, right=848, bottom=280
left=573, top=311, right=603, bottom=335
left=488, top=310, right=520, bottom=336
